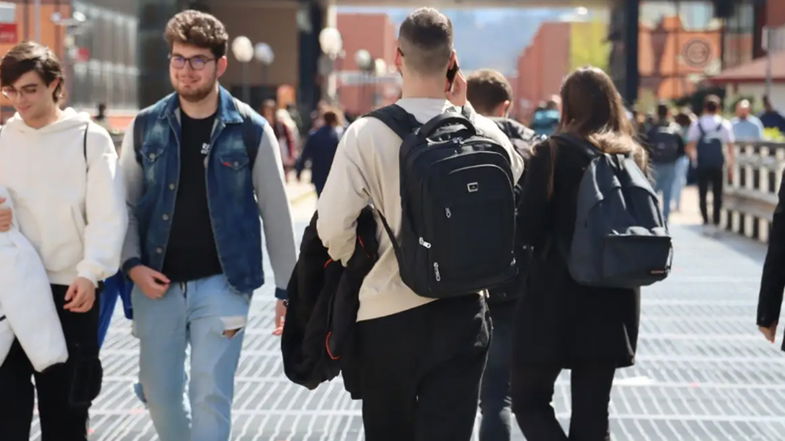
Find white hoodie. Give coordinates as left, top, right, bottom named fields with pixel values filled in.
left=0, top=108, right=127, bottom=286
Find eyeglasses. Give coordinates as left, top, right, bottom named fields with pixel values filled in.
left=168, top=54, right=216, bottom=71
left=1, top=85, right=40, bottom=101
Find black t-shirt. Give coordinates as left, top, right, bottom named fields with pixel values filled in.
left=162, top=110, right=222, bottom=281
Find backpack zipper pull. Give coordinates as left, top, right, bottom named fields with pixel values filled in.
left=445, top=207, right=452, bottom=219
left=419, top=237, right=432, bottom=248
left=433, top=262, right=441, bottom=281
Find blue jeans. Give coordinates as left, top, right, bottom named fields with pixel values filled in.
left=653, top=162, right=677, bottom=222
left=131, top=274, right=251, bottom=441
left=479, top=302, right=515, bottom=441
left=671, top=155, right=690, bottom=212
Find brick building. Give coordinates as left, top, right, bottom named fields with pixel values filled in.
left=335, top=13, right=399, bottom=117
left=637, top=16, right=722, bottom=105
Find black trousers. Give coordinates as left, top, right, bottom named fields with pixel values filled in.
left=697, top=167, right=723, bottom=225
left=0, top=284, right=101, bottom=441
left=356, top=295, right=490, bottom=441
left=511, top=364, right=616, bottom=441
left=479, top=301, right=516, bottom=441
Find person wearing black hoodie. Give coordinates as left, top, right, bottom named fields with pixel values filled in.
left=466, top=68, right=536, bottom=441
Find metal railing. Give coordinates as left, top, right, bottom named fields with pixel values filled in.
left=724, top=141, right=785, bottom=242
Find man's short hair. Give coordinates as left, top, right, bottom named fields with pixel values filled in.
left=164, top=10, right=229, bottom=58
left=656, top=102, right=669, bottom=119
left=398, top=8, right=453, bottom=76
left=546, top=95, right=561, bottom=110
left=704, top=94, right=721, bottom=113
left=0, top=41, right=63, bottom=102
left=466, top=69, right=512, bottom=115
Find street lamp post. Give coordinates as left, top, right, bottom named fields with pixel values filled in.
left=319, top=27, right=343, bottom=104
left=354, top=49, right=372, bottom=113
left=373, top=58, right=387, bottom=108
left=765, top=27, right=774, bottom=100
left=254, top=42, right=274, bottom=100
left=231, top=36, right=254, bottom=104
left=51, top=11, right=87, bottom=106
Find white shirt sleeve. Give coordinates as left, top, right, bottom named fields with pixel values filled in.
left=686, top=121, right=700, bottom=143
left=78, top=126, right=128, bottom=285
left=722, top=120, right=736, bottom=144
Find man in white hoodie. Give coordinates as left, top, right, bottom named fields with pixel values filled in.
left=0, top=41, right=127, bottom=441
left=317, top=8, right=523, bottom=441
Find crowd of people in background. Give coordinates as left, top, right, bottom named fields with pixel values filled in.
left=268, top=75, right=785, bottom=226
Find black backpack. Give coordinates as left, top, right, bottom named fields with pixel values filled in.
left=696, top=121, right=725, bottom=170
left=366, top=105, right=517, bottom=298
left=646, top=123, right=682, bottom=164
left=555, top=134, right=673, bottom=289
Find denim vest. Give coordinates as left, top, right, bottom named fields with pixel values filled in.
left=132, top=87, right=265, bottom=293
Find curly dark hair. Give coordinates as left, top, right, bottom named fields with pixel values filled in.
left=164, top=10, right=228, bottom=58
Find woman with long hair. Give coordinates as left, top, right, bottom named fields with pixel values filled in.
left=511, top=67, right=646, bottom=441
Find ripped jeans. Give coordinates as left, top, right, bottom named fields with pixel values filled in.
left=131, top=274, right=251, bottom=441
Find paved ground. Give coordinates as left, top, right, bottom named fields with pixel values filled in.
left=27, top=185, right=785, bottom=440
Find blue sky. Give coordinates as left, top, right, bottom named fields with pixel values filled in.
left=335, top=6, right=597, bottom=75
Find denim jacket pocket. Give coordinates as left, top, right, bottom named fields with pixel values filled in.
left=141, top=143, right=166, bottom=165
left=217, top=152, right=250, bottom=171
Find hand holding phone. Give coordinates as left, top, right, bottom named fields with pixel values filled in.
left=447, top=61, right=460, bottom=86
left=446, top=59, right=467, bottom=107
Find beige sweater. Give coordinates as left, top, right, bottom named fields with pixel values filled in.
left=317, top=98, right=524, bottom=321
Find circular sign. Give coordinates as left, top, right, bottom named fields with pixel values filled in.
left=683, top=39, right=712, bottom=67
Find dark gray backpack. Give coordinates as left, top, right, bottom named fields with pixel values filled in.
left=696, top=121, right=725, bottom=170
left=555, top=134, right=673, bottom=289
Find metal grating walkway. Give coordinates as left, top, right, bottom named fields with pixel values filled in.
left=27, top=222, right=785, bottom=440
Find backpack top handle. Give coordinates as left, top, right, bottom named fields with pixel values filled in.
left=418, top=113, right=476, bottom=139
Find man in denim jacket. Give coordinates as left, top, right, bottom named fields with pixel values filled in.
left=119, top=10, right=296, bottom=441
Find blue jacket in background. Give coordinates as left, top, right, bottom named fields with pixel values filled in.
left=531, top=109, right=560, bottom=136
left=295, top=125, right=342, bottom=195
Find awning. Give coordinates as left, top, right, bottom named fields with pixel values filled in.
left=710, top=51, right=785, bottom=84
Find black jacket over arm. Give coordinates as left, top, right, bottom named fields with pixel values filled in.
left=281, top=208, right=378, bottom=396
left=757, top=170, right=785, bottom=349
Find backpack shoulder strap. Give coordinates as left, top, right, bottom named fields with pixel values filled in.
left=364, top=104, right=420, bottom=140
left=235, top=98, right=263, bottom=168
left=373, top=206, right=403, bottom=265
left=83, top=122, right=89, bottom=163
left=132, top=107, right=156, bottom=165
left=552, top=133, right=599, bottom=159
left=697, top=121, right=707, bottom=137
left=362, top=105, right=417, bottom=262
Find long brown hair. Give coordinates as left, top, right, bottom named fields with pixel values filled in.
left=557, top=66, right=647, bottom=169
